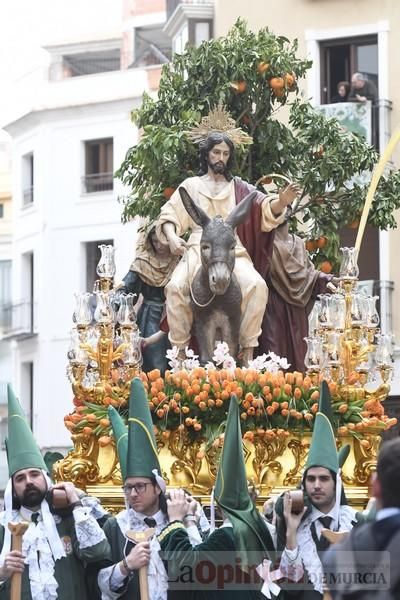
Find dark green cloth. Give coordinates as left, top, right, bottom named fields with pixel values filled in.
left=0, top=513, right=110, bottom=600
left=108, top=406, right=128, bottom=480
left=305, top=382, right=339, bottom=474
left=90, top=516, right=141, bottom=600
left=6, top=385, right=48, bottom=476
left=88, top=516, right=182, bottom=600
left=159, top=524, right=265, bottom=599
left=127, top=377, right=162, bottom=479
left=214, top=396, right=275, bottom=567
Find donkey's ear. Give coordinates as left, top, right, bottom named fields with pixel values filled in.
left=179, top=187, right=210, bottom=228
left=225, top=191, right=257, bottom=229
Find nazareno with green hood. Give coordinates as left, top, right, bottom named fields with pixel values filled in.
left=158, top=394, right=277, bottom=599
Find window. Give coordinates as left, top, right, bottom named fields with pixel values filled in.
left=133, top=25, right=171, bottom=67
left=320, top=35, right=378, bottom=104
left=85, top=240, right=114, bottom=293
left=82, top=138, right=113, bottom=193
left=172, top=20, right=212, bottom=54
left=0, top=260, right=11, bottom=330
left=320, top=35, right=379, bottom=148
left=21, top=362, right=34, bottom=429
left=62, top=49, right=120, bottom=77
left=0, top=204, right=3, bottom=218
left=22, top=152, right=34, bottom=206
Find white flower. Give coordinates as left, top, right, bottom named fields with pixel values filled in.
left=185, top=347, right=197, bottom=358
left=267, top=351, right=280, bottom=363
left=182, top=357, right=200, bottom=371
left=166, top=346, right=181, bottom=372
left=264, top=359, right=279, bottom=374
left=204, top=362, right=216, bottom=372
left=166, top=346, right=180, bottom=361
left=264, top=351, right=291, bottom=371
left=278, top=357, right=291, bottom=370
left=222, top=356, right=236, bottom=370
left=212, top=341, right=231, bottom=366
left=247, top=353, right=269, bottom=372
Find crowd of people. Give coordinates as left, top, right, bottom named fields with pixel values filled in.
left=1, top=380, right=400, bottom=600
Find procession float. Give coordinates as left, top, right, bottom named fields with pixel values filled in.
left=54, top=21, right=400, bottom=512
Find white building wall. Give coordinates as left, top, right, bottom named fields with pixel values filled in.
left=6, top=96, right=141, bottom=450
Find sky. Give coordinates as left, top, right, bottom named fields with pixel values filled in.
left=0, top=0, right=122, bottom=101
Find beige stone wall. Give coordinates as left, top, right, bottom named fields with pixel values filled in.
left=215, top=0, right=400, bottom=344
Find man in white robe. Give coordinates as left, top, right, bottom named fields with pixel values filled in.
left=156, top=131, right=299, bottom=363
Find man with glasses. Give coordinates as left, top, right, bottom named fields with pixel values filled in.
left=94, top=378, right=201, bottom=599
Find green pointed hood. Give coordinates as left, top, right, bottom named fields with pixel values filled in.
left=338, top=444, right=350, bottom=469
left=108, top=406, right=128, bottom=481
left=43, top=451, right=64, bottom=481
left=7, top=384, right=47, bottom=477
left=215, top=395, right=274, bottom=561
left=305, top=380, right=339, bottom=474
left=126, top=377, right=161, bottom=480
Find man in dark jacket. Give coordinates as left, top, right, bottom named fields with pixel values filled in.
left=324, top=437, right=400, bottom=599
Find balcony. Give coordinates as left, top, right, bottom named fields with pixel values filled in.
left=81, top=172, right=113, bottom=194
left=317, top=99, right=392, bottom=152
left=22, top=186, right=34, bottom=207
left=62, top=50, right=120, bottom=78
left=0, top=300, right=37, bottom=340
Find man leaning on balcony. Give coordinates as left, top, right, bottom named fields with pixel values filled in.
left=348, top=72, right=378, bottom=104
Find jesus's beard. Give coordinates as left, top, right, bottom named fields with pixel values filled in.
left=207, top=159, right=229, bottom=177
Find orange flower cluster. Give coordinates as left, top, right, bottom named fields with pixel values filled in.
left=63, top=367, right=397, bottom=444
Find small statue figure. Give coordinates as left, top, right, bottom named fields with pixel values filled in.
left=117, top=227, right=179, bottom=373
left=260, top=215, right=334, bottom=371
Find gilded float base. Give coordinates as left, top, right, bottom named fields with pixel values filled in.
left=54, top=428, right=380, bottom=514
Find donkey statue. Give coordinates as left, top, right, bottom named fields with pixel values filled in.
left=179, top=187, right=257, bottom=365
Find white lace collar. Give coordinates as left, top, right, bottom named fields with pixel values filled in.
left=116, top=507, right=168, bottom=600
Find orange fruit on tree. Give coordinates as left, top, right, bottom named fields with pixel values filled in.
left=273, top=88, right=285, bottom=98
left=163, top=187, right=175, bottom=199
left=313, top=146, right=324, bottom=158
left=348, top=219, right=360, bottom=229
left=270, top=77, right=284, bottom=90
left=257, top=61, right=270, bottom=74
left=315, top=236, right=327, bottom=249
left=231, top=80, right=247, bottom=93
left=284, top=73, right=295, bottom=88
left=320, top=260, right=333, bottom=274
left=305, top=239, right=317, bottom=252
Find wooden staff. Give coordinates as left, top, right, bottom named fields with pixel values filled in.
left=321, top=528, right=350, bottom=600
left=125, top=528, right=155, bottom=600
left=8, top=521, right=29, bottom=600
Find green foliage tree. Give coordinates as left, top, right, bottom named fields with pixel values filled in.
left=116, top=19, right=400, bottom=271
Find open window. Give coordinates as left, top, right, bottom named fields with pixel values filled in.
left=82, top=138, right=113, bottom=194
left=132, top=25, right=171, bottom=67
left=22, top=152, right=34, bottom=206
left=320, top=35, right=378, bottom=104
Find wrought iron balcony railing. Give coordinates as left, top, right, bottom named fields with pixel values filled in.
left=81, top=172, right=113, bottom=194
left=0, top=300, right=37, bottom=339
left=22, top=186, right=34, bottom=206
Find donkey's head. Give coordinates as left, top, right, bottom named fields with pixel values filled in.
left=179, top=187, right=257, bottom=295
